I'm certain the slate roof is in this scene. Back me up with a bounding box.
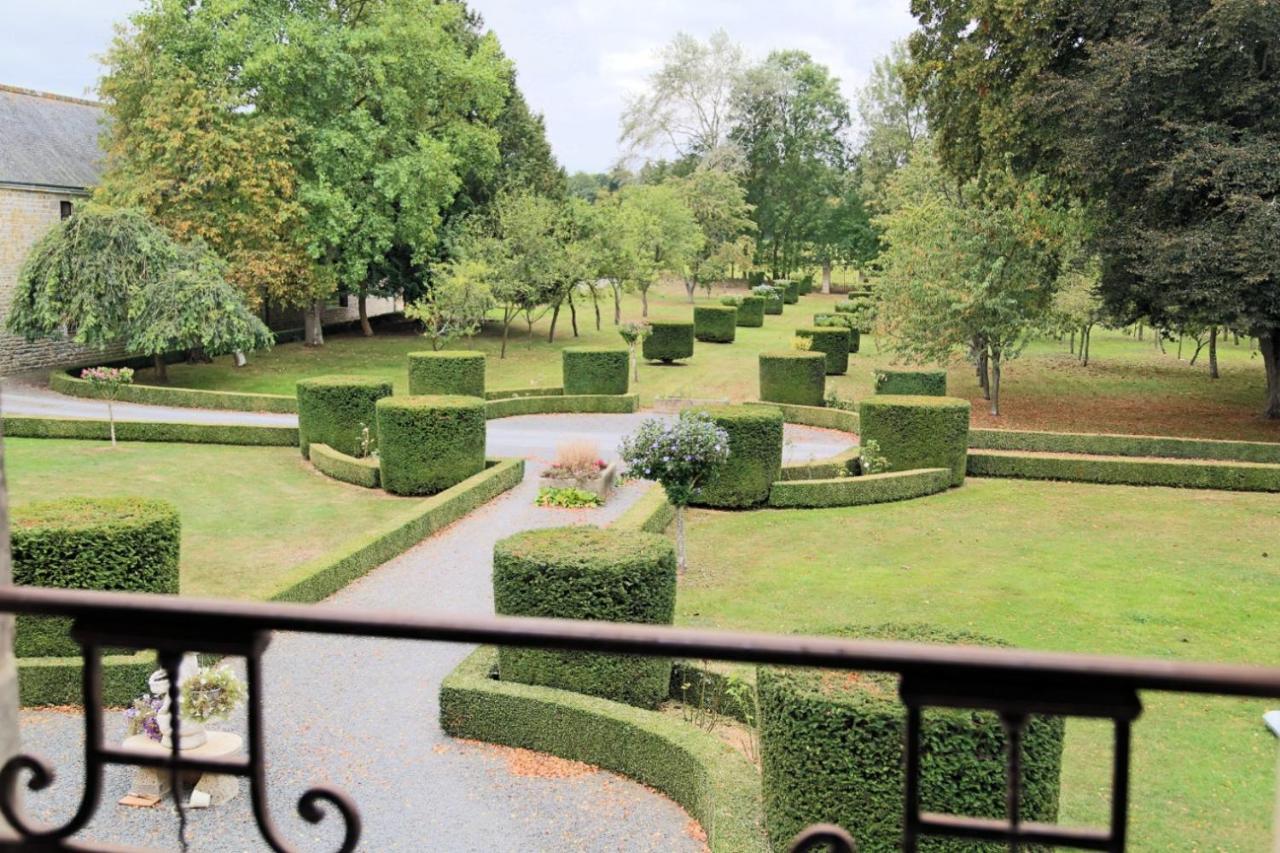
[0,84,103,191]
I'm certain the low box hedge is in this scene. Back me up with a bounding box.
[377,395,486,496]
[778,447,862,481]
[408,351,486,397]
[967,450,1280,492]
[768,468,952,508]
[485,386,564,400]
[484,393,639,419]
[759,351,826,407]
[20,649,157,706]
[969,428,1280,464]
[297,375,392,459]
[693,405,784,508]
[611,483,675,533]
[13,497,180,658]
[309,443,381,488]
[743,401,858,433]
[859,395,971,486]
[51,371,297,413]
[3,416,299,447]
[730,295,765,327]
[874,368,947,396]
[795,327,851,375]
[441,646,767,853]
[643,321,696,363]
[695,305,738,343]
[493,527,677,708]
[562,346,630,395]
[778,280,799,304]
[759,624,1064,852]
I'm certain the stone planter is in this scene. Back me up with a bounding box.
[538,462,618,500]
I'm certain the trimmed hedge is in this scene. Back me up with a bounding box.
[813,314,862,354]
[747,270,767,287]
[969,428,1280,464]
[759,351,826,407]
[310,443,380,488]
[693,405,784,508]
[874,368,947,396]
[967,450,1280,492]
[296,375,392,458]
[611,483,676,533]
[643,321,696,363]
[759,624,1064,852]
[486,386,564,400]
[377,395,486,496]
[743,401,858,433]
[562,346,630,395]
[493,527,677,708]
[768,468,952,508]
[51,371,297,413]
[270,458,523,603]
[408,351,486,397]
[441,646,768,853]
[484,393,639,419]
[795,327,851,375]
[20,650,157,707]
[3,416,298,447]
[778,280,799,304]
[859,395,970,486]
[13,498,180,658]
[731,295,765,327]
[779,447,861,481]
[796,275,814,295]
[763,291,784,315]
[694,306,738,343]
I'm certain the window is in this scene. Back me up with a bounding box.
[59,201,73,219]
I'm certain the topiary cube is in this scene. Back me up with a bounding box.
[493,526,677,708]
[694,305,737,343]
[296,376,392,459]
[763,291,784,315]
[796,274,814,295]
[858,395,970,485]
[778,279,799,304]
[692,405,784,508]
[759,351,826,407]
[408,351,485,397]
[759,624,1064,852]
[376,395,486,495]
[813,314,862,354]
[747,270,767,287]
[875,368,948,396]
[732,295,765,327]
[642,320,695,363]
[562,346,630,395]
[794,326,851,375]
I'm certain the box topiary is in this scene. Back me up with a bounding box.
[731,295,765,327]
[12,497,180,657]
[763,291,784,315]
[758,624,1064,852]
[875,368,947,396]
[562,346,630,395]
[796,274,814,295]
[694,305,738,343]
[813,314,862,355]
[408,351,485,397]
[692,405,784,508]
[747,270,767,287]
[492,526,677,708]
[794,327,851,375]
[297,375,392,459]
[778,280,799,304]
[759,351,826,407]
[859,395,970,486]
[643,320,696,363]
[376,395,486,495]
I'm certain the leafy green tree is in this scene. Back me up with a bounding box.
[857,41,927,212]
[809,173,878,294]
[614,184,703,317]
[404,258,494,351]
[674,169,756,300]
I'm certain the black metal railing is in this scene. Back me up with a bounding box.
[1,585,1278,852]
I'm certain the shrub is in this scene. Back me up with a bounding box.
[747,270,767,287]
[759,351,826,407]
[611,483,676,533]
[731,295,765,327]
[692,405,784,508]
[768,468,952,508]
[296,375,392,458]
[742,401,857,433]
[794,327,851,375]
[813,314,862,354]
[12,497,180,657]
[777,279,799,304]
[485,386,564,400]
[874,368,947,396]
[492,527,677,708]
[484,394,639,419]
[966,450,1280,492]
[407,351,485,397]
[3,416,298,447]
[779,447,862,481]
[859,395,971,486]
[968,428,1280,463]
[310,443,381,488]
[562,346,630,395]
[642,321,696,362]
[759,624,1064,852]
[754,285,784,315]
[51,370,297,413]
[695,305,738,343]
[376,395,486,495]
[796,274,814,295]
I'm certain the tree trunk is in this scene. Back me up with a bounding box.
[1209,326,1219,379]
[641,286,649,318]
[821,259,832,295]
[358,293,372,337]
[590,288,602,331]
[1136,321,1144,341]
[1069,329,1075,355]
[305,301,325,347]
[684,278,696,303]
[548,301,561,343]
[1081,325,1093,367]
[1260,329,1280,418]
[500,314,511,359]
[977,349,990,400]
[107,400,117,448]
[153,353,168,384]
[631,344,641,384]
[674,504,686,572]
[989,347,1002,416]
[569,296,579,337]
[1177,331,1184,360]
[612,283,622,324]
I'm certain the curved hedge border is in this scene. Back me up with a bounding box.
[743,401,857,433]
[485,386,564,400]
[20,649,157,706]
[693,405,784,508]
[310,443,380,488]
[408,351,486,397]
[3,416,298,447]
[779,447,862,481]
[441,646,768,853]
[768,468,951,508]
[562,347,630,395]
[612,483,675,533]
[51,371,297,414]
[297,375,392,459]
[484,393,639,420]
[860,395,970,486]
[967,450,1280,492]
[970,428,1280,464]
[874,368,947,396]
[377,395,487,496]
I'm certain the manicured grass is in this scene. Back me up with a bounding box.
[3,438,416,600]
[145,281,1280,442]
[678,479,1280,850]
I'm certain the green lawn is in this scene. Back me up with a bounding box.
[678,479,1280,850]
[144,280,1280,443]
[3,439,416,600]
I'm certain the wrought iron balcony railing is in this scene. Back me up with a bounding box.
[0,585,1278,852]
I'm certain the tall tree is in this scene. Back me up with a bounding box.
[613,184,703,317]
[673,169,755,300]
[857,41,928,211]
[809,173,878,293]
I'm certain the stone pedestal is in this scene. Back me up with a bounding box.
[122,731,242,808]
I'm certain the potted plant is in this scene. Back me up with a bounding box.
[538,440,618,500]
[130,662,247,750]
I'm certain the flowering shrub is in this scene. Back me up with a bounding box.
[81,366,134,447]
[123,694,164,741]
[618,321,653,383]
[860,438,892,475]
[180,665,247,724]
[544,440,607,480]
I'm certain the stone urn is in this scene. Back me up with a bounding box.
[538,461,619,501]
[148,654,207,750]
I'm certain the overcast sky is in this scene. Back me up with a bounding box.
[0,0,917,173]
